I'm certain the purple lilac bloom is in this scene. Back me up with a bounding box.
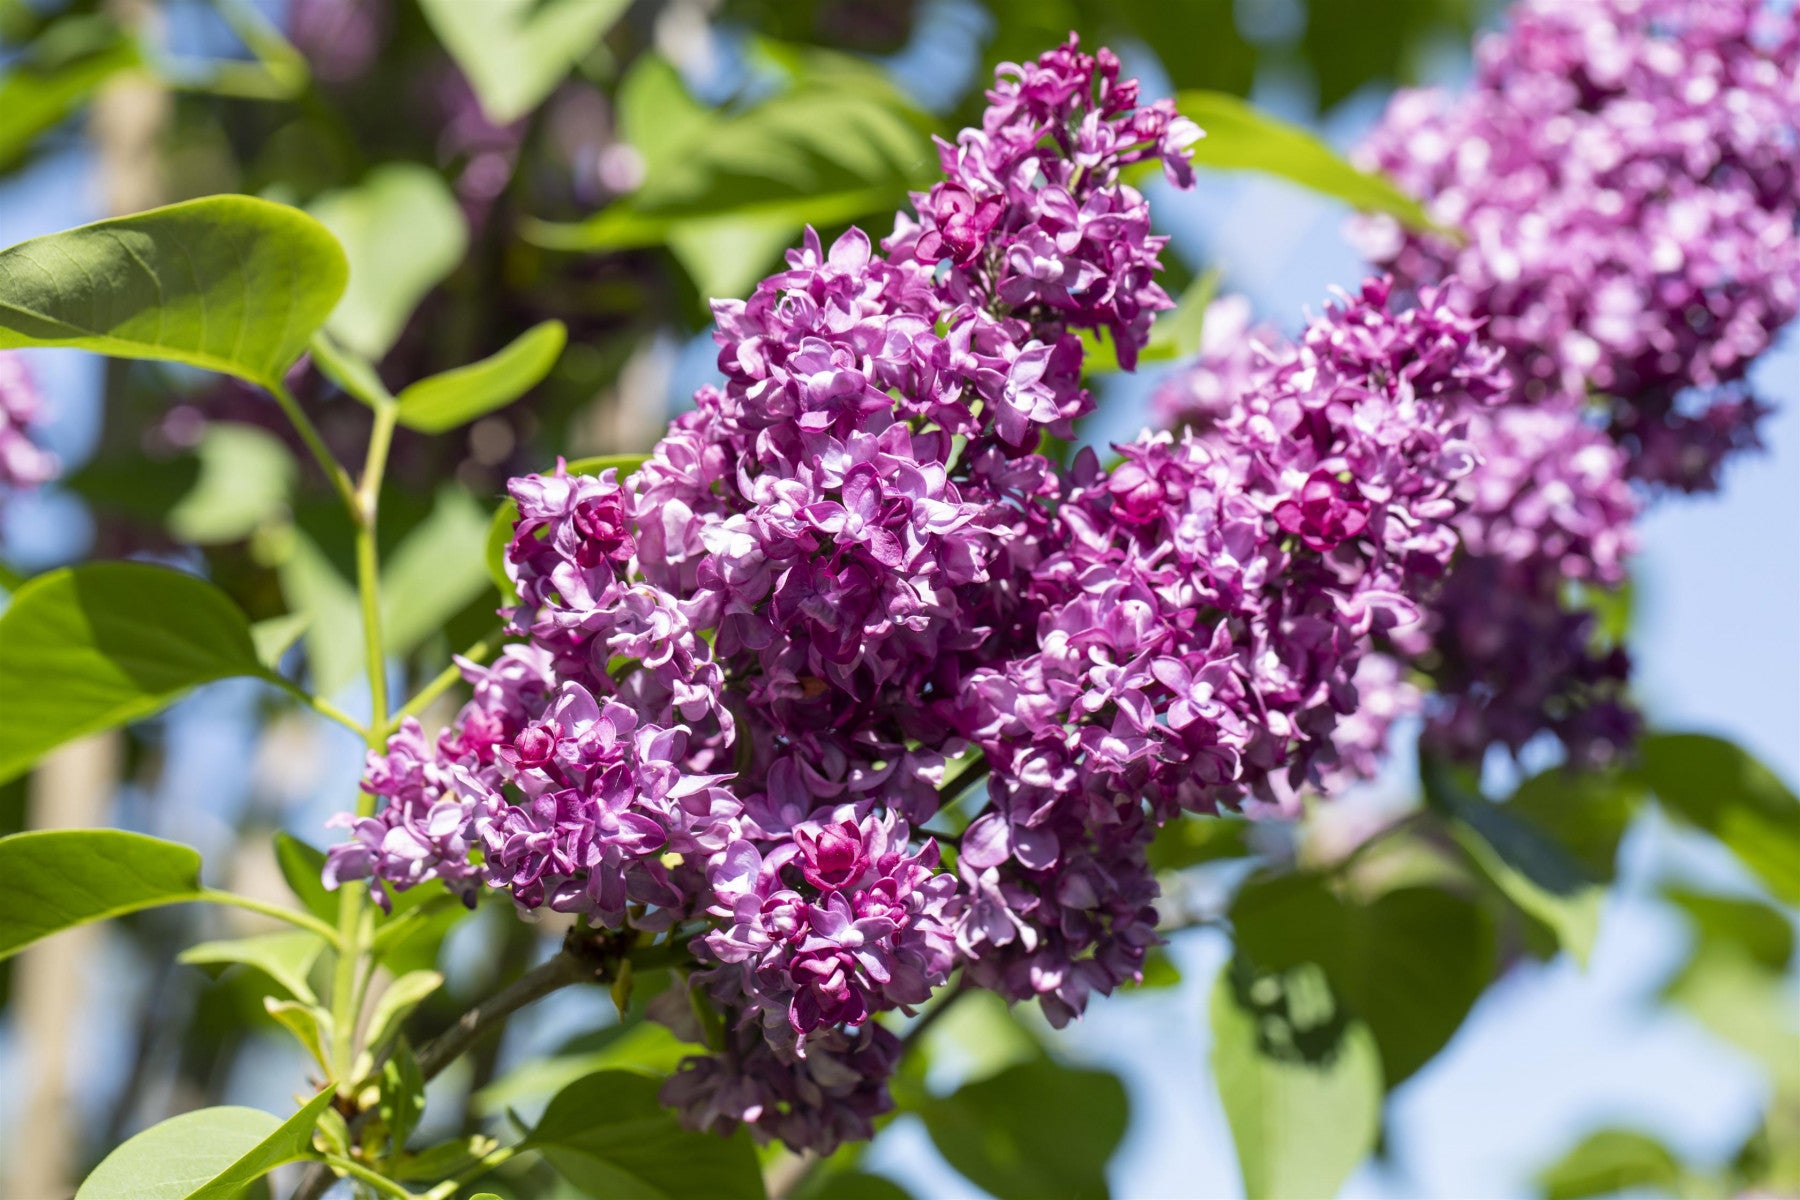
[1353,0,1800,490]
[330,37,1508,1153]
[951,280,1505,1016]
[0,351,57,505]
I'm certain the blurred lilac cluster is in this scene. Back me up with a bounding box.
[1354,0,1799,490]
[0,351,56,512]
[329,39,1503,1153]
[1161,0,1798,768]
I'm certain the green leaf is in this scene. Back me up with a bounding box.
[0,562,275,781]
[1172,91,1442,233]
[75,1090,334,1200]
[1231,875,1494,1088]
[526,51,933,296]
[309,164,468,360]
[921,1059,1128,1200]
[0,18,142,172]
[265,998,332,1070]
[419,0,629,125]
[0,829,202,960]
[1634,733,1800,905]
[486,453,651,601]
[395,320,566,434]
[364,969,444,1054]
[1664,942,1800,1093]
[1148,812,1255,873]
[380,485,493,657]
[1665,888,1794,972]
[0,195,348,389]
[1210,961,1382,1200]
[167,423,297,544]
[1535,1129,1685,1200]
[274,832,337,923]
[180,929,327,1003]
[251,612,311,672]
[912,988,1042,1090]
[308,329,393,409]
[801,1172,915,1200]
[1506,766,1645,883]
[528,1069,766,1199]
[278,529,363,696]
[378,1039,425,1155]
[1427,760,1605,964]
[475,1022,700,1115]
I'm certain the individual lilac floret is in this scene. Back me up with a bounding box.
[1353,0,1800,490]
[697,810,960,1043]
[0,351,57,503]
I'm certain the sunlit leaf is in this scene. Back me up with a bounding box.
[0,563,274,781]
[310,163,468,360]
[251,612,311,672]
[1172,90,1442,233]
[528,1069,765,1199]
[380,485,493,657]
[526,51,933,297]
[395,320,566,434]
[0,195,347,389]
[75,1091,334,1200]
[419,0,630,125]
[476,1022,700,1115]
[180,930,326,1004]
[0,829,202,960]
[167,423,297,544]
[921,1058,1128,1199]
[1232,874,1494,1086]
[364,969,443,1053]
[1665,888,1794,972]
[1634,733,1800,905]
[1427,759,1604,964]
[1535,1129,1685,1200]
[1210,961,1382,1200]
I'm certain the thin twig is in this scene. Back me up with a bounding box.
[414,950,590,1082]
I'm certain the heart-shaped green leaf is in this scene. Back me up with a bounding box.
[921,1057,1129,1200]
[396,320,566,434]
[0,562,275,781]
[0,829,203,960]
[0,195,347,389]
[75,1090,335,1200]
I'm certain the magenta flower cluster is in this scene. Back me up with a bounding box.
[328,38,1503,1153]
[1157,0,1797,770]
[0,351,56,507]
[1354,0,1799,492]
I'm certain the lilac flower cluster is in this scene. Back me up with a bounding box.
[1159,302,1641,765]
[329,38,1504,1153]
[953,280,1503,1019]
[1353,0,1800,491]
[0,351,56,508]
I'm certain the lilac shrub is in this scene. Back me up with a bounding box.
[328,39,1505,1152]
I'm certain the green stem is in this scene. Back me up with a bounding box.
[193,890,343,946]
[270,676,366,737]
[421,1143,521,1200]
[269,380,358,515]
[391,630,501,732]
[319,1154,418,1200]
